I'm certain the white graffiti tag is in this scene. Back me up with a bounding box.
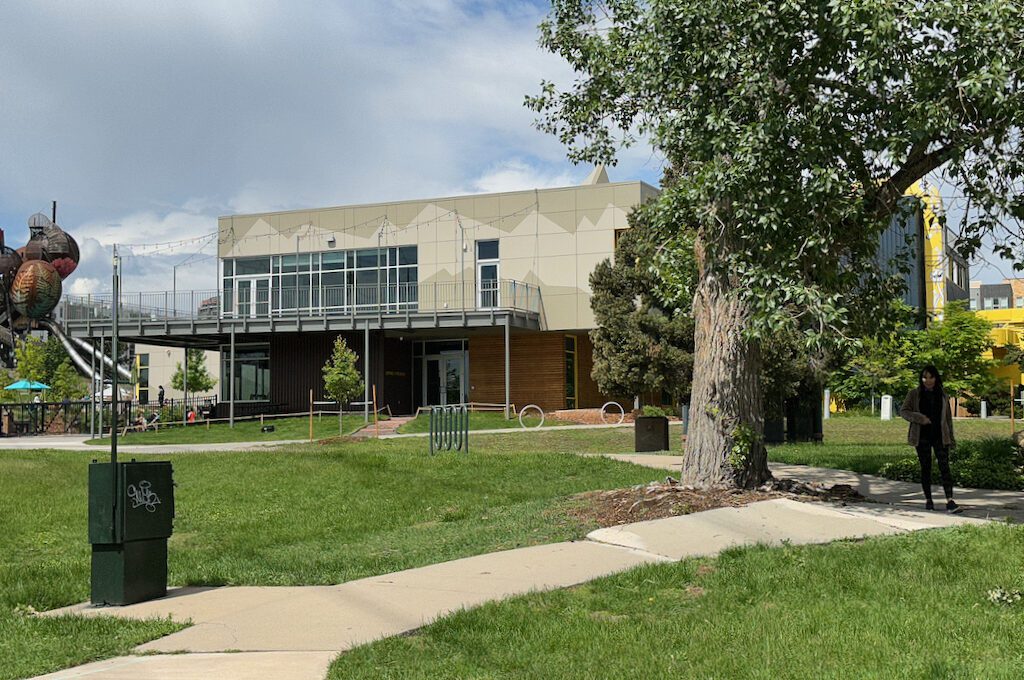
[127,480,162,513]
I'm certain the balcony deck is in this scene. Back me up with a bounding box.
[61,280,543,346]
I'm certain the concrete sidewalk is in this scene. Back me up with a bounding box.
[604,454,1024,523]
[0,434,307,454]
[35,470,992,680]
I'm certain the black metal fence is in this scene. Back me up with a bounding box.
[0,394,219,436]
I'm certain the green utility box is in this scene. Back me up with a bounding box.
[89,460,175,605]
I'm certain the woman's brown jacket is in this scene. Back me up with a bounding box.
[899,387,956,447]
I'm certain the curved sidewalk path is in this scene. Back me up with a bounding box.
[33,457,1006,680]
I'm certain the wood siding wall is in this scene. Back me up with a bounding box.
[468,332,565,412]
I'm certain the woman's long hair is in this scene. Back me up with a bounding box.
[919,365,944,394]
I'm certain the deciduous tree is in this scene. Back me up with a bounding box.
[172,348,217,401]
[323,337,364,434]
[529,0,1024,487]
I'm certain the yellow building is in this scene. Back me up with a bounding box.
[974,289,1024,391]
[878,181,969,325]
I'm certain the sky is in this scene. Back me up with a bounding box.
[0,0,664,295]
[0,0,1009,298]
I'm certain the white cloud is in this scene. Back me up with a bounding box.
[468,159,582,194]
[67,277,102,296]
[0,1,661,293]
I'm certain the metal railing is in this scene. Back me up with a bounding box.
[61,279,541,322]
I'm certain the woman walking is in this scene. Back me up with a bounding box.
[899,366,962,513]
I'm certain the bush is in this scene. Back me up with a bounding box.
[878,437,1024,490]
[878,457,921,483]
[952,437,1024,490]
[640,405,669,418]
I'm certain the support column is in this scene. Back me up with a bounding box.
[504,317,510,420]
[364,321,370,423]
[89,339,96,439]
[182,348,189,426]
[229,327,235,428]
[98,336,104,437]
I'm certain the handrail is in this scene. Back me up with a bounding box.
[61,279,541,322]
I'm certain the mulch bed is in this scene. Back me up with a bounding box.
[564,476,868,529]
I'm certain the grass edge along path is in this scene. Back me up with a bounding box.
[329,523,1024,679]
[83,414,365,446]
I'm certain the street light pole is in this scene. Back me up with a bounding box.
[111,245,121,465]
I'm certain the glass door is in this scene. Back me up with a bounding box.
[477,263,499,309]
[423,352,466,405]
[444,355,464,405]
[235,277,271,318]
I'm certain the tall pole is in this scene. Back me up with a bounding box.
[182,348,189,426]
[229,326,235,428]
[364,321,370,423]
[458,214,465,311]
[98,336,104,438]
[89,340,95,438]
[111,246,120,465]
[504,317,510,420]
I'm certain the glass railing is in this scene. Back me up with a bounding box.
[61,280,541,322]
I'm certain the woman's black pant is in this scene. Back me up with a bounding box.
[915,440,954,502]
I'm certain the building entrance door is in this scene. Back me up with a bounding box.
[423,352,466,405]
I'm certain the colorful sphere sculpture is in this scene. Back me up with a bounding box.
[18,239,49,262]
[42,225,80,278]
[10,259,63,319]
[0,247,22,291]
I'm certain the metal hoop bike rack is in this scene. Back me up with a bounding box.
[518,404,545,429]
[600,401,625,425]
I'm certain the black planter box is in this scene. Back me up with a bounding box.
[635,416,670,452]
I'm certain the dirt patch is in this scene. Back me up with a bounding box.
[564,477,868,528]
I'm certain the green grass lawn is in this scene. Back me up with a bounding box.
[0,434,660,679]
[396,410,569,433]
[767,416,1017,476]
[83,414,365,446]
[329,524,1024,679]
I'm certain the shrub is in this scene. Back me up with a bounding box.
[951,438,1024,490]
[640,405,669,418]
[878,458,921,483]
[878,437,1024,491]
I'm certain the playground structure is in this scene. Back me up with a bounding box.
[0,209,130,384]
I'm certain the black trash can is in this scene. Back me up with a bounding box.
[89,460,175,605]
[635,416,670,452]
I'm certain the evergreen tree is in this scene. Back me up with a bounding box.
[589,205,695,406]
[323,337,364,434]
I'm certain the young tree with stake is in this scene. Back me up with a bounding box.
[323,337,364,435]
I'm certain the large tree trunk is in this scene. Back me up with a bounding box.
[683,254,771,489]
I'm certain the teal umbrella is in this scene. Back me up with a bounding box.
[4,380,50,391]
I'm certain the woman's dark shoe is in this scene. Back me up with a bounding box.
[946,500,963,514]
[925,500,935,511]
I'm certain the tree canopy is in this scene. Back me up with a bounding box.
[171,348,217,396]
[529,0,1024,487]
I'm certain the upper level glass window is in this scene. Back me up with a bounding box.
[235,257,271,276]
[476,240,499,261]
